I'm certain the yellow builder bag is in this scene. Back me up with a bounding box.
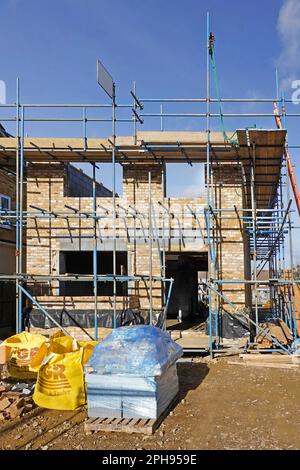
[49,334,98,364]
[50,331,99,363]
[78,340,99,364]
[33,336,97,410]
[3,332,47,379]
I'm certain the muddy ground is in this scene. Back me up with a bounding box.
[0,359,299,451]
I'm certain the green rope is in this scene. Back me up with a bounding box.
[210,48,239,146]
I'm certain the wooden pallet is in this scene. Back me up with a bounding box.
[84,397,178,435]
[85,416,155,435]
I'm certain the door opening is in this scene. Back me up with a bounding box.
[165,252,208,331]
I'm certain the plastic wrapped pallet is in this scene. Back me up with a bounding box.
[86,325,182,419]
[86,363,179,419]
[87,325,182,377]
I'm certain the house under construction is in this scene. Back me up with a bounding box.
[0,25,299,356]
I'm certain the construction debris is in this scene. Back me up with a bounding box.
[0,376,36,422]
[239,353,299,364]
[226,352,300,369]
[255,319,294,349]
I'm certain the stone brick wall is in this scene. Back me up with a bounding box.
[213,164,251,312]
[124,164,163,310]
[0,169,16,274]
[26,160,250,318]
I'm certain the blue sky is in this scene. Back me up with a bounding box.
[1,0,300,261]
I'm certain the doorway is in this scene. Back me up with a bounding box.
[165,252,208,330]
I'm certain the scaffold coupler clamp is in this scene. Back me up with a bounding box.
[209,32,214,57]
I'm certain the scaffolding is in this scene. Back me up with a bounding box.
[0,13,299,355]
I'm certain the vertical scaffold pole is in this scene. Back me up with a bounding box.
[133,81,137,144]
[149,171,153,325]
[18,105,24,332]
[15,78,20,333]
[206,12,213,358]
[83,107,87,151]
[276,68,283,313]
[112,83,117,328]
[251,142,258,335]
[92,163,98,340]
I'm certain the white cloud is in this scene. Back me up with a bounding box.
[182,165,205,198]
[277,0,300,90]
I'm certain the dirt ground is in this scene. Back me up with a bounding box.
[0,358,299,451]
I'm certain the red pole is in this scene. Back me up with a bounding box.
[273,102,300,217]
